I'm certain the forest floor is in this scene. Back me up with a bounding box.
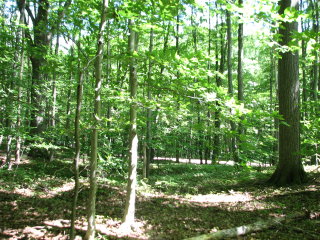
[0,153,319,240]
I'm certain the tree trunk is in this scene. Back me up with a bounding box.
[48,27,60,161]
[269,0,306,185]
[65,46,74,146]
[15,0,26,165]
[85,0,108,239]
[28,0,50,137]
[213,11,226,163]
[145,28,154,178]
[122,18,139,227]
[237,0,244,162]
[175,13,180,164]
[70,54,84,240]
[310,0,319,102]
[21,0,71,150]
[270,45,278,165]
[226,9,238,162]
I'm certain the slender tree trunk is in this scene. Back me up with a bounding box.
[7,7,22,169]
[122,18,139,227]
[310,0,319,102]
[226,9,238,162]
[301,39,307,119]
[311,0,319,165]
[85,0,108,239]
[70,47,84,239]
[6,134,13,169]
[15,0,26,165]
[145,28,154,178]
[226,11,233,95]
[205,1,213,164]
[175,14,180,164]
[213,11,226,163]
[65,46,74,145]
[269,0,306,185]
[237,0,244,163]
[48,27,60,161]
[270,47,277,165]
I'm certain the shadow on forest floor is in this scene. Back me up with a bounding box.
[0,155,319,239]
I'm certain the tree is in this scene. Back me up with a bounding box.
[226,7,238,162]
[269,0,306,185]
[70,44,84,240]
[14,0,26,166]
[22,0,71,141]
[237,0,244,161]
[85,0,109,239]
[122,18,139,228]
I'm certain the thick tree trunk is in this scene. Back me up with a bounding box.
[269,0,306,185]
[28,0,50,137]
[85,1,108,239]
[21,0,71,152]
[122,18,139,228]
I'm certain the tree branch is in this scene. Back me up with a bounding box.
[184,212,308,240]
[25,3,35,24]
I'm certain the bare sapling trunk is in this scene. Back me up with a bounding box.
[145,27,153,178]
[70,45,84,239]
[85,0,108,239]
[15,0,25,165]
[122,18,139,228]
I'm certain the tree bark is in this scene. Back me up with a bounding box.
[213,11,226,162]
[14,0,26,166]
[269,0,306,185]
[226,9,238,162]
[122,18,139,227]
[70,49,84,240]
[237,0,244,163]
[85,0,108,239]
[310,0,319,102]
[145,27,154,178]
[21,0,71,141]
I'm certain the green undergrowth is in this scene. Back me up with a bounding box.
[140,162,274,195]
[1,155,319,240]
[0,157,81,193]
[0,157,276,195]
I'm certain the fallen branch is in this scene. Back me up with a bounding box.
[185,212,308,240]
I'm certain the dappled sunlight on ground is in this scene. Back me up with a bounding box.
[38,181,75,199]
[0,180,75,198]
[187,191,253,203]
[42,217,150,240]
[1,155,319,239]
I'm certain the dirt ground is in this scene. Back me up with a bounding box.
[0,155,319,239]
